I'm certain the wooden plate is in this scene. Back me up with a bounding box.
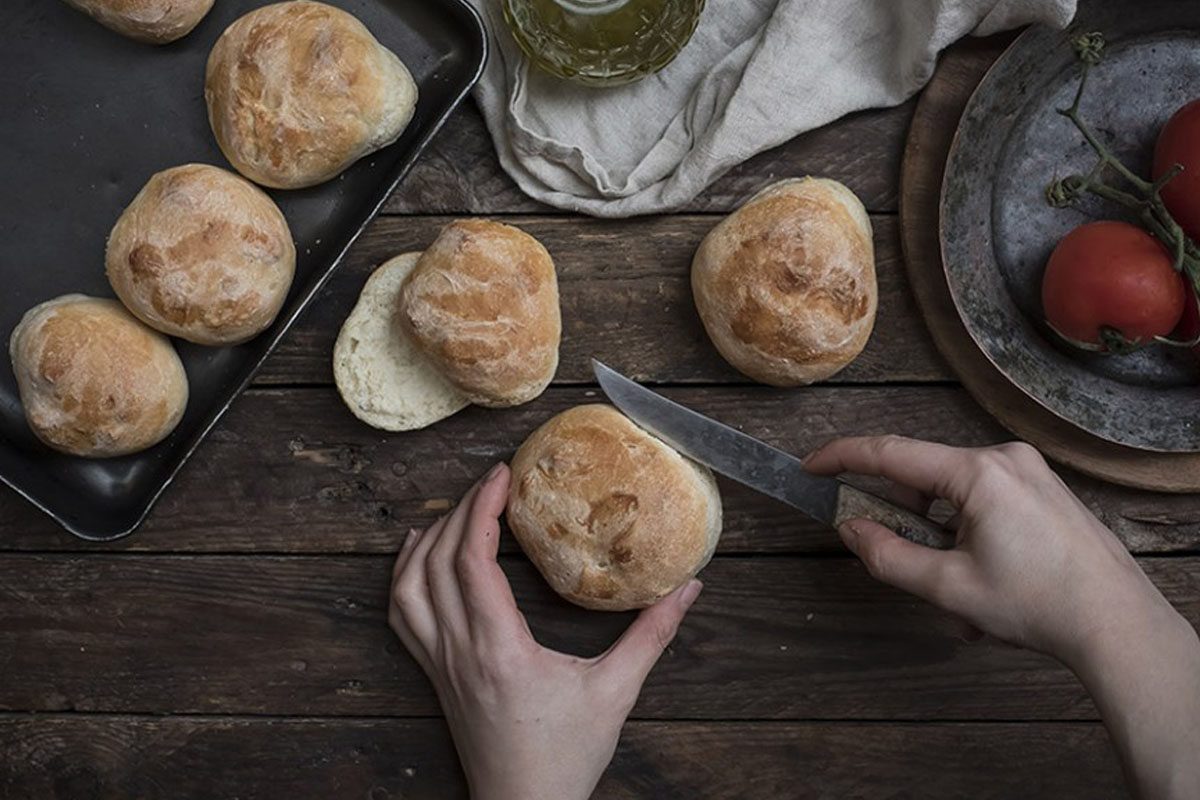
[939,6,1200,452]
[901,36,1200,492]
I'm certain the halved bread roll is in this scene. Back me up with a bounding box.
[333,254,469,432]
[399,220,561,408]
[334,221,561,431]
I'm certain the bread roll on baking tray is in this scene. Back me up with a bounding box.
[692,177,877,386]
[333,253,469,432]
[400,220,561,408]
[106,164,296,346]
[507,405,722,611]
[61,0,215,44]
[205,1,419,189]
[9,295,188,458]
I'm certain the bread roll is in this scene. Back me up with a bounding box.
[61,0,215,44]
[205,1,419,189]
[691,177,877,386]
[333,253,469,431]
[507,405,722,611]
[9,295,188,457]
[106,164,296,346]
[399,220,561,408]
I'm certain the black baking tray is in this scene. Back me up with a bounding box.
[0,0,487,540]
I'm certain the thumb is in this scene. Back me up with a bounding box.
[597,579,702,689]
[839,519,964,610]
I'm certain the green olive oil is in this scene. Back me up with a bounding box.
[501,0,705,86]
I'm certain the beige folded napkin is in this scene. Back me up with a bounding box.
[468,0,1076,217]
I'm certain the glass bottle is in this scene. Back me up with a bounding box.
[500,0,706,87]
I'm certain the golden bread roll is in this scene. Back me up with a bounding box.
[205,1,419,189]
[106,164,296,346]
[9,295,188,457]
[507,405,722,611]
[333,253,469,432]
[399,220,561,408]
[691,177,877,386]
[61,0,215,44]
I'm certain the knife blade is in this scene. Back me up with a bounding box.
[592,360,955,550]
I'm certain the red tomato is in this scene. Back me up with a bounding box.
[1042,221,1186,347]
[1175,282,1200,357]
[1154,99,1200,244]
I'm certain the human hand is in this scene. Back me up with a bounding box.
[803,436,1181,666]
[805,436,1200,799]
[388,462,703,800]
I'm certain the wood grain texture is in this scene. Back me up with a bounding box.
[0,716,1125,800]
[257,214,951,386]
[0,554,1195,719]
[384,99,913,216]
[2,387,1198,553]
[901,35,1200,491]
[1,35,1192,800]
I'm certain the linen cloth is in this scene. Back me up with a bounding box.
[468,0,1077,217]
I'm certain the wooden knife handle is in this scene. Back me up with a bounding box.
[834,483,957,551]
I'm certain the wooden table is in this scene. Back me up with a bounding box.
[2,37,1198,799]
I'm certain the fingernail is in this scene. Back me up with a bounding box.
[801,451,815,466]
[484,462,505,482]
[403,528,420,547]
[679,579,703,608]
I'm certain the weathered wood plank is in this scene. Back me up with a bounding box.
[0,554,1195,719]
[384,99,912,216]
[256,214,952,386]
[1,386,1197,553]
[0,716,1124,800]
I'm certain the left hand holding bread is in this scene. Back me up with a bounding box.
[388,463,702,800]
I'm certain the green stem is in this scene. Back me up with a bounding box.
[1057,102,1152,193]
[1060,177,1199,272]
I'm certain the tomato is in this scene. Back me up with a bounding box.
[1174,282,1200,357]
[1041,221,1186,348]
[1154,99,1200,244]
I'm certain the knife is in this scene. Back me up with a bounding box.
[592,360,956,551]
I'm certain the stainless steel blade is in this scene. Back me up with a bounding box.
[592,360,840,525]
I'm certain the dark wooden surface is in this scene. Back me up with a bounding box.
[2,35,1196,800]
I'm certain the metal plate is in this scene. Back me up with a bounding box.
[941,1,1200,452]
[0,0,486,539]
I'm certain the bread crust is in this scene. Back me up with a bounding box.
[205,1,418,189]
[106,164,296,346]
[61,0,215,44]
[691,177,877,386]
[399,220,561,408]
[9,295,188,457]
[507,405,722,611]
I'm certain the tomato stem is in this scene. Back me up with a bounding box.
[1048,322,1200,357]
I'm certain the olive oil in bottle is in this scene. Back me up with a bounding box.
[500,0,705,86]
